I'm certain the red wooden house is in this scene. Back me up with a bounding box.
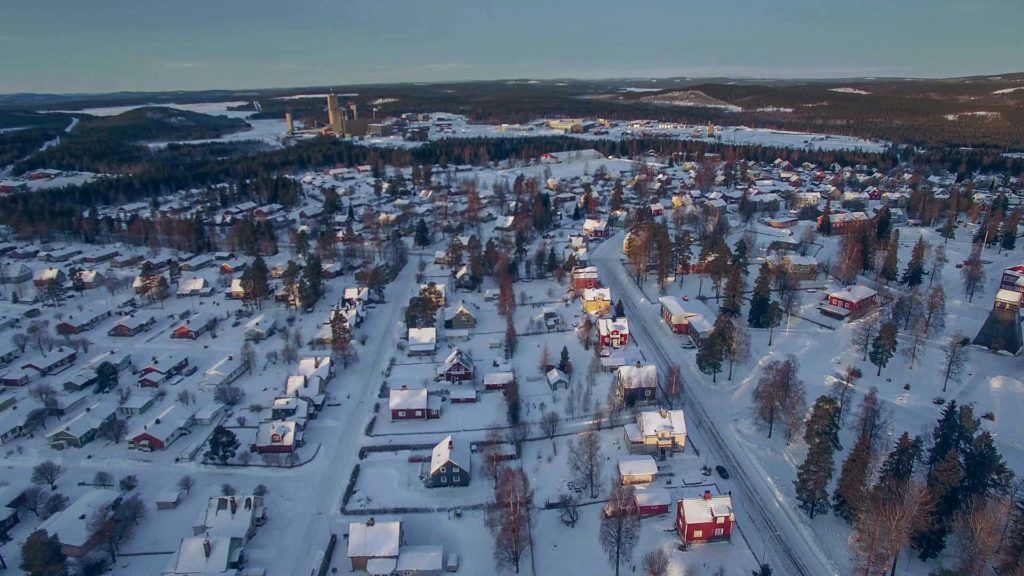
[571,267,600,291]
[389,387,441,421]
[677,491,735,545]
[634,487,671,517]
[170,314,214,340]
[598,317,629,348]
[820,285,878,321]
[439,348,474,383]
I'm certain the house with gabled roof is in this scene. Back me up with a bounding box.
[427,435,470,487]
[438,348,474,383]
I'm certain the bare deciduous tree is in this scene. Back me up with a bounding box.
[853,313,882,362]
[751,356,806,440]
[177,475,195,494]
[540,410,560,454]
[664,364,683,401]
[600,483,640,576]
[851,480,933,576]
[642,548,670,576]
[941,332,971,392]
[569,430,603,498]
[487,467,533,574]
[950,496,1012,576]
[31,460,63,488]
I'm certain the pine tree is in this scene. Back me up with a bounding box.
[833,430,874,522]
[901,235,926,287]
[875,207,892,242]
[1001,208,1021,251]
[879,229,900,283]
[614,300,625,318]
[869,321,898,376]
[20,530,66,576]
[414,218,431,246]
[205,426,240,465]
[748,262,773,328]
[720,266,745,317]
[732,237,750,271]
[913,449,964,559]
[804,395,842,452]
[558,346,571,373]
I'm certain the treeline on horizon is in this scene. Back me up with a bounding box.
[1,130,1022,240]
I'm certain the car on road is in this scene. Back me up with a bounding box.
[680,336,697,349]
[715,465,730,479]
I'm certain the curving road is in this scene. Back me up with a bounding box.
[591,232,838,576]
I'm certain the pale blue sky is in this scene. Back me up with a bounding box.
[1,0,1022,93]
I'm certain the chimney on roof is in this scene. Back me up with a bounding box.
[659,407,668,418]
[448,439,453,450]
[229,496,237,515]
[401,384,408,391]
[203,537,212,558]
[367,517,375,527]
[635,360,641,368]
[703,490,713,501]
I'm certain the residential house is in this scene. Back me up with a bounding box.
[38,490,121,557]
[782,255,818,281]
[427,435,471,488]
[616,362,659,406]
[137,353,189,387]
[438,348,474,383]
[407,327,437,357]
[45,400,118,449]
[33,267,66,288]
[254,420,302,454]
[200,355,249,390]
[164,535,246,576]
[583,218,608,238]
[177,277,213,297]
[180,254,214,271]
[22,346,77,376]
[634,486,672,517]
[243,314,277,341]
[108,315,155,337]
[171,314,215,340]
[0,263,31,284]
[820,285,878,321]
[546,368,569,390]
[271,396,311,426]
[389,387,440,421]
[443,303,476,330]
[625,408,688,455]
[348,518,403,573]
[194,403,227,426]
[582,287,612,315]
[395,545,445,576]
[130,404,194,451]
[194,495,266,540]
[677,490,735,545]
[118,394,156,418]
[571,266,600,291]
[598,317,629,348]
[55,307,112,335]
[483,372,514,391]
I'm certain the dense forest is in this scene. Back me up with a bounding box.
[0,111,75,167]
[11,107,250,174]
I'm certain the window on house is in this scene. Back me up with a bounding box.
[415,410,422,416]
[441,476,447,483]
[454,475,460,483]
[439,466,446,473]
[693,530,703,538]
[716,516,724,524]
[714,528,724,536]
[398,410,406,417]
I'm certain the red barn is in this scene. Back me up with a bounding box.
[677,491,735,545]
[439,348,474,383]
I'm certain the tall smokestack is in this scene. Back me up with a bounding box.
[285,111,294,135]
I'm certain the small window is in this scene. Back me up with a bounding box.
[440,466,446,473]
[693,530,703,538]
[454,475,460,483]
[415,410,422,417]
[441,476,447,483]
[714,528,724,536]
[716,516,725,524]
[398,410,406,417]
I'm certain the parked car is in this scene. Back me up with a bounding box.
[715,465,730,479]
[681,336,697,349]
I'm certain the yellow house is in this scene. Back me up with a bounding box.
[582,287,612,315]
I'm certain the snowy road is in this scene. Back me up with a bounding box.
[591,232,839,576]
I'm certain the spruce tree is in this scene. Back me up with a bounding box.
[877,432,923,487]
[901,235,926,286]
[914,449,963,560]
[795,433,835,518]
[832,431,873,523]
[696,330,725,383]
[804,395,842,452]
[20,530,66,576]
[720,266,745,318]
[961,431,1012,500]
[748,262,773,328]
[819,198,832,235]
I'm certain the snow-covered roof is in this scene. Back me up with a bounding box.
[389,387,428,411]
[638,409,687,438]
[430,435,470,475]
[681,492,734,525]
[616,363,657,389]
[830,284,877,303]
[196,495,262,539]
[484,372,515,386]
[167,536,238,574]
[618,455,658,478]
[348,519,402,559]
[396,546,444,573]
[633,486,671,507]
[39,489,119,548]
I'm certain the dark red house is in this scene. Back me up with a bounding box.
[439,348,474,383]
[571,267,600,291]
[677,491,735,545]
[820,285,878,321]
